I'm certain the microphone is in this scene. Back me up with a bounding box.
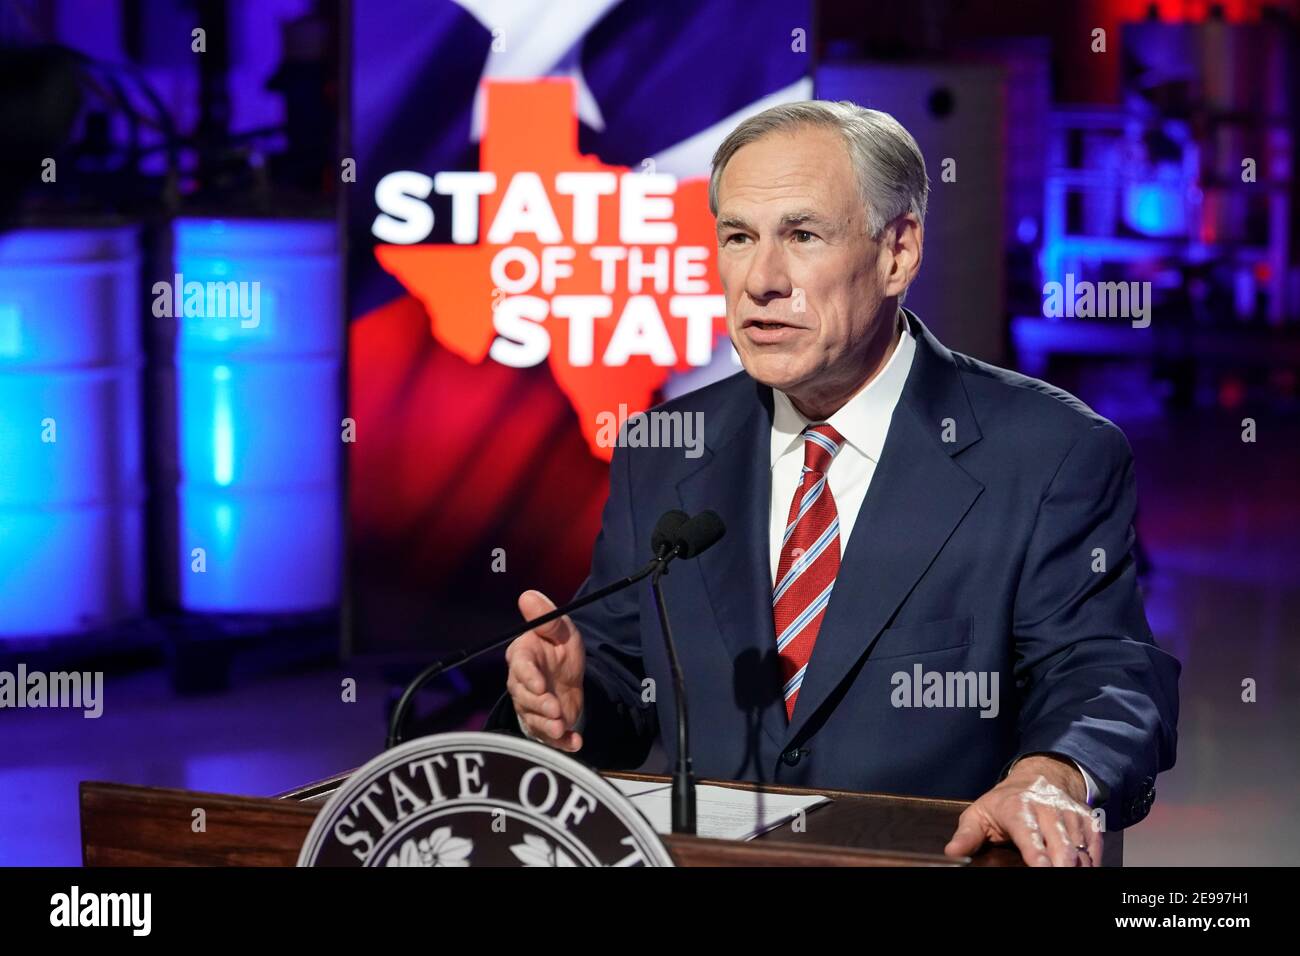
[651,509,690,559]
[650,509,726,834]
[385,510,703,750]
[670,510,725,559]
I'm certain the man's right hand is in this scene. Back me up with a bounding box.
[505,590,586,753]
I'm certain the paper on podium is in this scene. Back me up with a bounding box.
[606,777,829,841]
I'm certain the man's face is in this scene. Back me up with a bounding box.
[714,126,899,409]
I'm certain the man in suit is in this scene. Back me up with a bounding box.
[486,100,1180,866]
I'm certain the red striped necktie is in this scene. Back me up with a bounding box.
[772,423,845,720]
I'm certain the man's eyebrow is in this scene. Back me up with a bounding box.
[779,211,830,228]
[715,216,751,233]
[715,211,831,233]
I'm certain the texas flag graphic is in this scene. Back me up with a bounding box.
[349,0,811,652]
[374,78,727,461]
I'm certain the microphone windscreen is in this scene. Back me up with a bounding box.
[651,510,690,556]
[674,510,726,558]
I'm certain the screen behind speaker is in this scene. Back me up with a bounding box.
[816,62,1006,364]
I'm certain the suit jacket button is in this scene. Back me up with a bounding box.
[782,748,802,767]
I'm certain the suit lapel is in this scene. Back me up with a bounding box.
[783,311,986,746]
[677,380,788,754]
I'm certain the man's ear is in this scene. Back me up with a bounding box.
[882,213,923,299]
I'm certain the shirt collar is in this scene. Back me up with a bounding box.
[770,312,917,467]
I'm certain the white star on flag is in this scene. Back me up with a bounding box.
[452,0,621,139]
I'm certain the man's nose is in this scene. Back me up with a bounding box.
[744,237,792,303]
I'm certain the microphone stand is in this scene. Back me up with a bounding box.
[387,511,709,839]
[651,556,696,835]
[385,556,661,750]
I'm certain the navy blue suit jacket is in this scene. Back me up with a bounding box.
[487,310,1180,830]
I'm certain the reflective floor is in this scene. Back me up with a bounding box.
[1112,412,1300,865]
[0,663,404,865]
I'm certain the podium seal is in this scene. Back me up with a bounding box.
[298,732,673,867]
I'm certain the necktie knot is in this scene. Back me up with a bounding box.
[801,423,844,476]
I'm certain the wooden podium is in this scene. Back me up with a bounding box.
[79,770,1123,867]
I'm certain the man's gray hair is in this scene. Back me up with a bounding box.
[708,100,930,239]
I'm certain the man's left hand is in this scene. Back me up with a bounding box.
[943,754,1103,866]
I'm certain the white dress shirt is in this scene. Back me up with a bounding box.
[768,314,916,584]
[523,311,1099,805]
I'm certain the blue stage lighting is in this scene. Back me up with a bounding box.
[169,219,342,612]
[0,227,145,636]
